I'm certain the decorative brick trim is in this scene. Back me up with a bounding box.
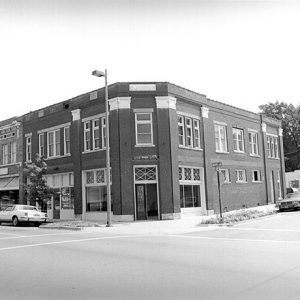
[261,122,267,133]
[155,96,177,110]
[201,106,209,119]
[71,109,81,121]
[109,97,131,111]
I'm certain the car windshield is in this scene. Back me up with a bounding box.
[17,206,38,211]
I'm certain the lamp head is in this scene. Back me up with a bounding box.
[92,70,105,77]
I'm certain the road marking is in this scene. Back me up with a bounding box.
[0,235,143,251]
[0,231,93,240]
[168,234,300,244]
[223,227,300,233]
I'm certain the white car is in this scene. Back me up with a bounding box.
[0,205,49,227]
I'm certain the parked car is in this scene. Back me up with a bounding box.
[0,205,49,227]
[277,192,300,212]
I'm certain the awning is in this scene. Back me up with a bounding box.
[0,177,19,191]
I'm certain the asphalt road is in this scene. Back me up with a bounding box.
[1,211,300,300]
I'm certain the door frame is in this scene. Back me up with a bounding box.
[133,165,160,221]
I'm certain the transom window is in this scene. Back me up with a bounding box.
[135,113,153,146]
[248,131,259,156]
[177,115,201,149]
[233,128,245,152]
[214,123,227,153]
[236,169,247,183]
[179,167,201,182]
[135,167,157,182]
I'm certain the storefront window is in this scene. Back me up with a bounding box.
[180,185,200,208]
[61,187,74,210]
[86,186,107,212]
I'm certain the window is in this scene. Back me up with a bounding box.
[267,135,279,158]
[135,113,153,146]
[101,117,106,149]
[92,120,100,150]
[177,115,201,149]
[214,124,227,152]
[39,133,45,157]
[249,131,259,156]
[64,127,70,155]
[252,170,261,182]
[220,169,230,183]
[10,142,16,163]
[2,144,8,165]
[233,128,244,152]
[47,129,60,158]
[236,169,247,183]
[84,121,91,151]
[185,118,193,147]
[179,166,202,208]
[178,116,185,146]
[26,136,32,162]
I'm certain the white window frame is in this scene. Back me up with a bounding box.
[2,144,8,165]
[47,129,60,158]
[64,126,71,155]
[178,116,185,146]
[135,112,153,146]
[10,142,17,163]
[25,136,32,162]
[220,169,230,183]
[252,170,262,182]
[214,123,228,153]
[39,133,45,157]
[236,169,247,183]
[84,121,91,152]
[248,131,259,156]
[185,117,193,148]
[267,135,279,158]
[233,128,245,153]
[101,117,106,149]
[92,119,100,150]
[193,119,201,149]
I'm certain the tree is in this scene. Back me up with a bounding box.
[23,154,53,212]
[259,101,300,171]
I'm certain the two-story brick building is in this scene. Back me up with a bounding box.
[21,82,285,221]
[0,117,23,209]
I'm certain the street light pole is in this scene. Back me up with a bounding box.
[92,69,111,227]
[212,162,223,222]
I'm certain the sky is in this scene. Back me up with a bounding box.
[1,0,300,120]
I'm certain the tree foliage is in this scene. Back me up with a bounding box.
[23,154,53,211]
[259,101,300,171]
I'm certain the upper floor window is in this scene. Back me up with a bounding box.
[220,169,230,183]
[47,129,60,158]
[101,117,106,149]
[249,131,259,156]
[84,121,91,151]
[214,123,227,153]
[267,135,279,158]
[2,144,8,165]
[26,136,32,162]
[92,120,100,150]
[64,127,70,155]
[233,128,244,152]
[252,170,262,182]
[39,133,45,157]
[10,142,16,163]
[135,113,153,146]
[177,115,201,149]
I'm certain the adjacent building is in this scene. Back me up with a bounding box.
[19,82,285,221]
[0,117,23,209]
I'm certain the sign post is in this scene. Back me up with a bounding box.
[212,162,223,222]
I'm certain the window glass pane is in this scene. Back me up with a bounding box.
[193,185,200,207]
[137,113,151,121]
[137,123,151,134]
[180,185,184,207]
[184,185,193,207]
[137,134,152,144]
[86,186,107,212]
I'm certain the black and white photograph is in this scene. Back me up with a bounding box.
[0,0,300,299]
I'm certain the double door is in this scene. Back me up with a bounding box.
[135,183,158,220]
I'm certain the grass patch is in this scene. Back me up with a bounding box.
[200,208,276,225]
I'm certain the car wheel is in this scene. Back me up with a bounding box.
[12,216,19,226]
[34,222,41,227]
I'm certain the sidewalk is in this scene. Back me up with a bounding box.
[41,204,277,235]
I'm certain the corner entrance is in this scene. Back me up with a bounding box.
[134,166,160,220]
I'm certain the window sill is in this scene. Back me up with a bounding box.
[252,181,263,183]
[45,154,71,161]
[135,144,155,148]
[82,149,107,154]
[236,181,247,184]
[233,150,245,154]
[267,157,280,160]
[215,151,229,154]
[250,154,260,158]
[179,146,203,151]
[0,162,21,167]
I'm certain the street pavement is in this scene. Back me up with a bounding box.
[0,210,300,300]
